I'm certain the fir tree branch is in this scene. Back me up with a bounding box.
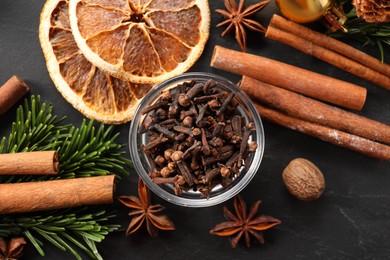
[0,95,132,183]
[0,209,119,259]
[0,95,132,259]
[331,2,390,62]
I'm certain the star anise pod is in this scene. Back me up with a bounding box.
[118,178,175,238]
[210,195,281,248]
[0,237,26,260]
[216,0,270,52]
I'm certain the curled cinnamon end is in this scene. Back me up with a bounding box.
[52,151,59,174]
[0,75,30,115]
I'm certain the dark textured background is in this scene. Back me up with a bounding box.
[1,1,390,259]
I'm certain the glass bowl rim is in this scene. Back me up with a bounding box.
[129,72,265,207]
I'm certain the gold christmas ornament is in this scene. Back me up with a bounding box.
[275,0,347,32]
[353,0,390,23]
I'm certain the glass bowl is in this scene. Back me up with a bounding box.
[129,72,265,207]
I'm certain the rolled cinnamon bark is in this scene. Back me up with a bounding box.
[268,14,390,78]
[265,25,390,90]
[0,75,30,115]
[210,45,366,110]
[0,151,59,175]
[240,76,390,145]
[255,103,390,160]
[0,175,115,214]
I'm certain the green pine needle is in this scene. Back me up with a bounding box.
[0,209,120,259]
[0,95,132,259]
[331,4,390,62]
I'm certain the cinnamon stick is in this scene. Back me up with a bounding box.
[0,75,30,115]
[210,45,366,110]
[240,76,390,145]
[268,14,390,78]
[0,151,59,175]
[0,175,115,214]
[255,103,390,160]
[265,22,390,90]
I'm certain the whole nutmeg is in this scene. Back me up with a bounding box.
[282,158,325,201]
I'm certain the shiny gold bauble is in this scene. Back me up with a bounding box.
[275,0,333,23]
[275,0,347,32]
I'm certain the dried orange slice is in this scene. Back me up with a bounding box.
[39,0,152,124]
[68,0,210,84]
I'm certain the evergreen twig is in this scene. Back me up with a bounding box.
[0,95,132,259]
[331,2,390,62]
[0,209,119,259]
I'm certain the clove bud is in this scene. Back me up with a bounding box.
[141,79,258,197]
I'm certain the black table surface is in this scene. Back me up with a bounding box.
[1,1,390,259]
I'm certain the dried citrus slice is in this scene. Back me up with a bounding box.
[68,0,210,84]
[39,0,152,124]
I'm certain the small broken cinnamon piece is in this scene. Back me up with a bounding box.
[0,75,30,115]
[0,151,59,175]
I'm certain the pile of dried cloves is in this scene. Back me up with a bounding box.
[141,79,258,197]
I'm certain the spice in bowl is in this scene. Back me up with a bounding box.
[142,79,258,197]
[129,73,264,207]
